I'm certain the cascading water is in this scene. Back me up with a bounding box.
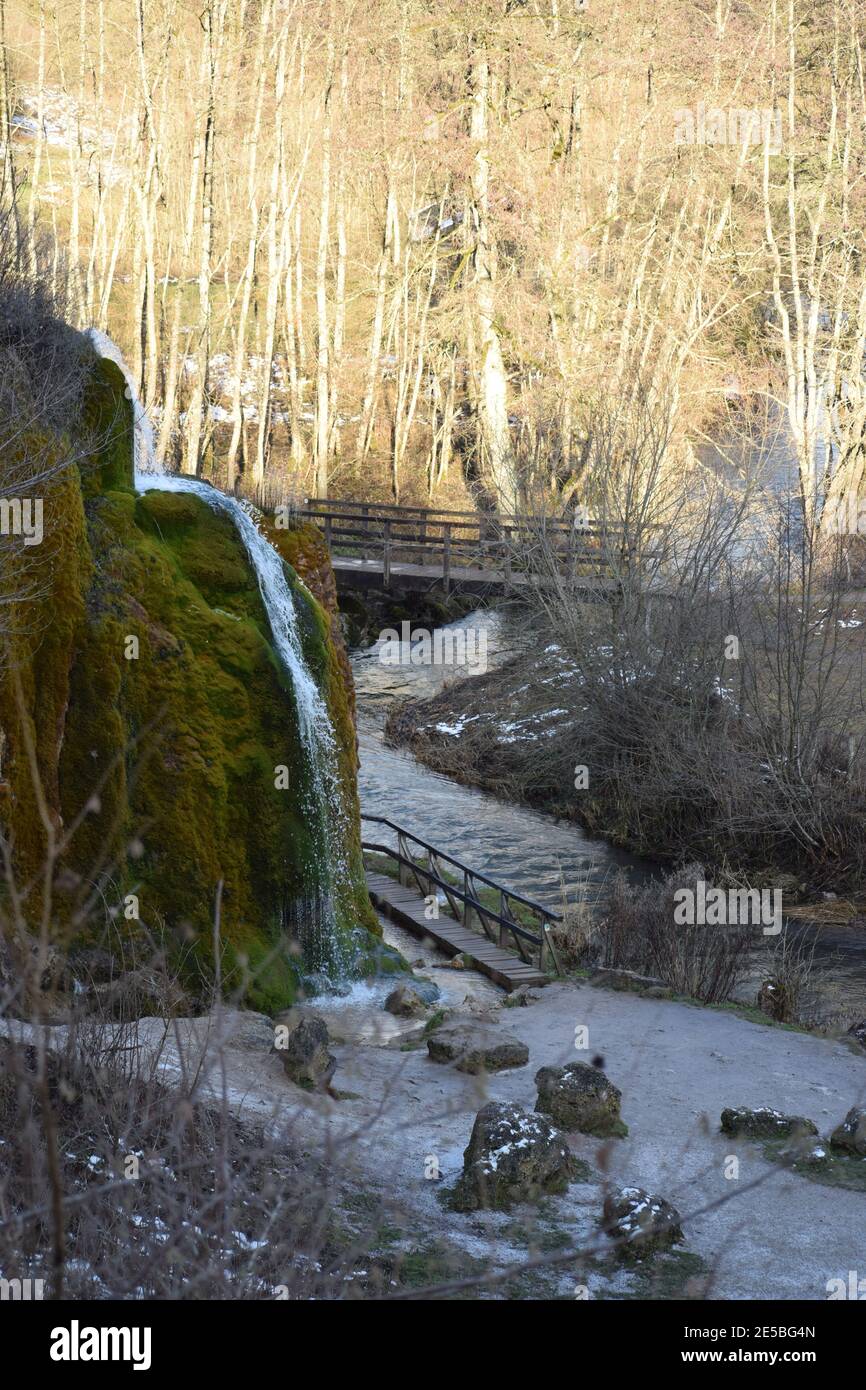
[88,328,351,980]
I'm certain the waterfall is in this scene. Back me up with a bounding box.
[87,327,156,473]
[88,329,350,981]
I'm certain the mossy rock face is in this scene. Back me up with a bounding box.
[0,351,377,1013]
[79,355,135,495]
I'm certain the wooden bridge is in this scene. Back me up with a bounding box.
[362,814,562,990]
[297,497,624,598]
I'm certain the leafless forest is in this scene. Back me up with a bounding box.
[3,0,866,520]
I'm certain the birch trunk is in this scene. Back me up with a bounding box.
[469,43,515,512]
[313,27,335,498]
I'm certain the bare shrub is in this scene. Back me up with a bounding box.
[757,931,819,1025]
[515,387,866,887]
[548,901,596,972]
[596,867,754,1004]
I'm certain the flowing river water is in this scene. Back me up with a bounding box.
[352,610,654,911]
[351,609,866,1027]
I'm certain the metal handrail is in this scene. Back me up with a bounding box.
[361,813,562,924]
[362,840,545,951]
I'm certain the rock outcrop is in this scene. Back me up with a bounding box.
[0,346,378,1016]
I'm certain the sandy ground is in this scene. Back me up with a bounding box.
[4,930,864,1300]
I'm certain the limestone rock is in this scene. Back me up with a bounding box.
[505,984,544,1007]
[535,1061,626,1137]
[720,1107,818,1140]
[223,1010,276,1053]
[452,1101,579,1211]
[590,967,670,998]
[603,1187,683,1257]
[383,985,427,1018]
[829,1106,866,1157]
[273,1010,336,1089]
[427,1021,529,1074]
[383,980,437,1017]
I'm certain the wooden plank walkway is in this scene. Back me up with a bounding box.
[366,870,548,992]
[332,554,619,599]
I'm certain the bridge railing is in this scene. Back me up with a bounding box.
[297,498,628,588]
[361,813,563,975]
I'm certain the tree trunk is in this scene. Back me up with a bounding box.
[469,43,515,511]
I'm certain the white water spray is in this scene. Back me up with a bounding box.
[88,329,351,978]
[87,327,156,473]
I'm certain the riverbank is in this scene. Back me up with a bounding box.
[6,930,864,1300]
[363,616,865,1032]
[384,639,866,904]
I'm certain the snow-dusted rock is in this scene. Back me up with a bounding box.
[720,1106,817,1140]
[535,1061,626,1137]
[603,1187,683,1257]
[452,1101,579,1211]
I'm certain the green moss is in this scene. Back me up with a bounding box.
[0,354,378,1011]
[760,1138,866,1193]
[79,355,135,496]
[588,1249,709,1300]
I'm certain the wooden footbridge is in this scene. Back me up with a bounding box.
[362,814,562,991]
[297,497,625,598]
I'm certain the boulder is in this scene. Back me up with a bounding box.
[505,985,544,1008]
[535,1061,627,1137]
[452,1101,579,1211]
[383,980,437,1017]
[383,984,427,1018]
[427,1021,529,1074]
[273,1010,336,1089]
[223,1011,276,1053]
[603,1187,683,1257]
[590,967,671,998]
[829,1106,866,1157]
[720,1107,818,1140]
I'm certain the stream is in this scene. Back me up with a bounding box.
[351,609,654,911]
[351,608,866,1027]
